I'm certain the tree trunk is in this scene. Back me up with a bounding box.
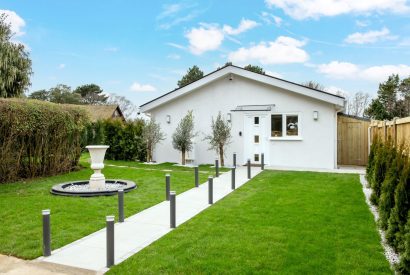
[147,144,152,162]
[219,145,224,167]
[182,150,186,165]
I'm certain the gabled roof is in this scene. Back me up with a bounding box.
[77,105,125,122]
[140,65,345,112]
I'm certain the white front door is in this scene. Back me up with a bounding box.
[243,113,269,165]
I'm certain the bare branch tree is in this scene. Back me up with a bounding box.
[346,92,371,117]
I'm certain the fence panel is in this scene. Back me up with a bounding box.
[337,114,370,166]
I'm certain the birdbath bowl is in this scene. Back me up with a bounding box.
[86,145,109,190]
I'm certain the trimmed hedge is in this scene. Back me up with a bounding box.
[82,118,146,162]
[0,99,89,183]
[366,136,410,273]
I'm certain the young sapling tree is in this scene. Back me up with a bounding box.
[172,110,196,165]
[142,119,165,163]
[205,112,232,166]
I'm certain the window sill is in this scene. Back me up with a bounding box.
[269,137,303,141]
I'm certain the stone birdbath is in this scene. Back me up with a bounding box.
[50,145,136,197]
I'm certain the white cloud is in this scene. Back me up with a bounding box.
[228,36,309,64]
[185,19,258,55]
[361,65,410,81]
[355,20,370,27]
[265,0,410,19]
[104,47,119,52]
[223,19,258,35]
[317,61,410,82]
[157,3,182,19]
[185,24,224,55]
[58,64,66,69]
[166,42,186,50]
[318,61,360,78]
[345,27,396,44]
[0,10,26,36]
[260,12,282,26]
[167,53,181,60]
[129,82,156,92]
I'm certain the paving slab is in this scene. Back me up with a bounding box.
[39,166,261,272]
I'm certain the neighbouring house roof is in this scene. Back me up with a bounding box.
[140,65,345,112]
[78,105,125,122]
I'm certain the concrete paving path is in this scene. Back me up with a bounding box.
[39,166,261,273]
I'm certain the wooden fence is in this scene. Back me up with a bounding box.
[337,114,370,166]
[369,117,410,147]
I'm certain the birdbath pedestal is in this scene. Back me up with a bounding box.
[86,145,109,190]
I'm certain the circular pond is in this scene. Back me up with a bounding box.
[51,179,136,197]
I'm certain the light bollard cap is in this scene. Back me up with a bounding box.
[118,189,124,193]
[106,215,115,222]
[165,173,170,177]
[42,209,50,215]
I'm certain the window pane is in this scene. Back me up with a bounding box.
[254,117,259,125]
[254,135,259,143]
[271,115,282,137]
[286,115,298,136]
[254,154,259,162]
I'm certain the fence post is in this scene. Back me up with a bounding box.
[118,189,124,223]
[165,174,170,201]
[170,191,176,228]
[42,209,51,257]
[393,118,398,145]
[215,159,219,177]
[247,159,251,179]
[194,166,199,187]
[233,152,236,167]
[383,120,387,141]
[231,167,235,190]
[261,153,264,170]
[208,176,213,204]
[106,215,115,268]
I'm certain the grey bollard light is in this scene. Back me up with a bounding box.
[208,176,213,204]
[247,159,251,179]
[215,159,219,177]
[165,174,171,201]
[118,189,124,223]
[231,167,236,190]
[233,152,237,167]
[261,153,265,170]
[194,166,199,187]
[106,215,115,268]
[42,209,51,257]
[170,191,176,228]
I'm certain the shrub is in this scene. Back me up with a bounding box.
[0,99,89,183]
[386,163,410,252]
[83,118,146,161]
[379,144,407,229]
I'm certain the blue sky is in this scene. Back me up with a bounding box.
[1,0,410,106]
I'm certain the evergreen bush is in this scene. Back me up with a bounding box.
[0,99,89,183]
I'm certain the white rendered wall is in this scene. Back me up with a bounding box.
[148,75,338,169]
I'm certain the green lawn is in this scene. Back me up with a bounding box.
[109,171,392,274]
[0,155,222,259]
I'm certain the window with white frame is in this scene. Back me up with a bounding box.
[271,114,299,137]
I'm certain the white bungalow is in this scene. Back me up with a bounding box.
[140,65,345,169]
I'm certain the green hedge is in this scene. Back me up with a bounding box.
[0,99,89,183]
[82,118,146,162]
[366,137,410,273]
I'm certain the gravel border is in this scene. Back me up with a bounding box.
[359,174,400,267]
